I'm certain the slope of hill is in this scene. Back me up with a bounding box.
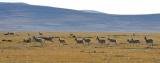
[80,10,104,13]
[0,2,160,32]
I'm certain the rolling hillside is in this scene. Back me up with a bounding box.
[0,2,160,32]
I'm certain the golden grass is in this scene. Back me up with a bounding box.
[0,32,160,63]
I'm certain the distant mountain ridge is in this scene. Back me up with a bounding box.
[0,2,160,32]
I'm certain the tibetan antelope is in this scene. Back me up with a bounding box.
[144,37,153,46]
[2,39,6,41]
[23,38,31,43]
[127,39,134,46]
[3,33,9,36]
[1,39,12,42]
[74,37,85,48]
[33,36,45,46]
[133,33,135,36]
[70,33,73,37]
[59,38,67,46]
[108,38,118,46]
[131,38,143,46]
[96,37,105,47]
[8,32,14,36]
[39,32,43,37]
[83,38,91,46]
[41,37,54,44]
[28,33,30,36]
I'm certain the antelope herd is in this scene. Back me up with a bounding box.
[1,32,155,47]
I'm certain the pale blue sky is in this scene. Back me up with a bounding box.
[0,0,160,15]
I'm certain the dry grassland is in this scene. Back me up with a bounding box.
[0,32,160,63]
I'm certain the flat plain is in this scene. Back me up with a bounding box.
[0,32,160,63]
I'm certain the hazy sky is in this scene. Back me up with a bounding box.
[0,0,160,15]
